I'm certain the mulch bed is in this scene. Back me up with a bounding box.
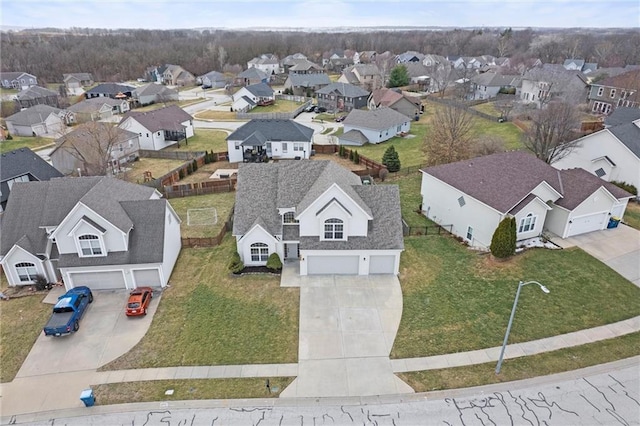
[233,266,281,276]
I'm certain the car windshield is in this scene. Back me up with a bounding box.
[128,302,140,309]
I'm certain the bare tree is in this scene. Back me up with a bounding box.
[428,63,454,98]
[522,101,580,164]
[473,135,506,157]
[425,105,474,166]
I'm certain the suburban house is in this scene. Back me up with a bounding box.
[247,54,280,76]
[288,59,324,75]
[85,83,135,100]
[326,57,354,73]
[395,51,425,64]
[63,73,94,95]
[133,83,179,106]
[199,71,227,89]
[552,109,640,193]
[468,72,519,100]
[51,122,140,175]
[0,72,38,90]
[284,73,331,97]
[322,49,346,66]
[232,160,404,275]
[338,64,383,92]
[520,65,588,108]
[316,82,370,113]
[231,83,275,113]
[0,176,181,290]
[162,64,196,86]
[368,88,421,118]
[340,107,411,146]
[587,69,640,115]
[5,104,69,137]
[0,147,63,212]
[403,63,433,85]
[281,53,308,72]
[563,59,598,74]
[119,105,194,151]
[226,119,314,163]
[422,54,448,67]
[68,97,129,123]
[15,86,59,109]
[420,151,632,249]
[356,51,377,64]
[236,68,269,86]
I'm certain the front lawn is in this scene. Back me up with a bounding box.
[169,192,236,238]
[392,236,640,358]
[623,201,640,230]
[166,129,228,153]
[0,136,54,153]
[256,99,304,113]
[101,237,299,370]
[194,110,240,121]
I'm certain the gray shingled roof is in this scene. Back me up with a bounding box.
[421,151,564,214]
[226,119,313,143]
[0,177,157,256]
[343,107,410,131]
[68,97,123,113]
[471,72,518,87]
[85,83,135,96]
[339,129,369,146]
[232,161,400,250]
[608,122,640,159]
[63,73,92,82]
[5,104,63,126]
[0,147,63,204]
[0,72,33,81]
[245,82,274,97]
[316,82,369,98]
[287,73,331,88]
[51,122,138,156]
[605,107,640,127]
[134,83,177,97]
[238,68,268,80]
[200,71,226,82]
[120,105,193,132]
[555,168,632,210]
[15,86,57,101]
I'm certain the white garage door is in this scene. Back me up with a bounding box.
[567,212,608,237]
[369,255,396,274]
[69,270,126,290]
[307,255,359,275]
[132,269,161,287]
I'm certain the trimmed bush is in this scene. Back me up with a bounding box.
[178,169,185,179]
[192,159,198,171]
[353,150,359,164]
[266,253,283,271]
[490,217,517,258]
[611,181,638,196]
[228,252,244,274]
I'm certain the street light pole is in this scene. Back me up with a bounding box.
[495,280,550,374]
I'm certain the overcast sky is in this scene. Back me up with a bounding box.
[2,0,639,30]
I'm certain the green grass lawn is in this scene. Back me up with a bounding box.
[472,117,524,150]
[623,201,640,230]
[169,192,236,238]
[167,129,228,153]
[471,102,501,117]
[0,136,55,153]
[194,110,239,121]
[256,99,304,113]
[355,121,428,169]
[392,236,640,358]
[100,237,299,370]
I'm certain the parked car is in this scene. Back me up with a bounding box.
[335,115,346,122]
[43,286,93,336]
[126,286,153,316]
[304,104,315,113]
[314,106,327,113]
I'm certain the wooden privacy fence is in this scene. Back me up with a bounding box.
[311,144,388,178]
[181,205,235,248]
[139,149,205,160]
[143,152,207,189]
[163,178,237,198]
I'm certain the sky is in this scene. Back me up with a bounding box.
[1,0,639,30]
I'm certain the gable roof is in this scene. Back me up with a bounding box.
[555,168,632,210]
[120,105,193,132]
[0,147,63,204]
[288,59,323,72]
[63,73,92,82]
[16,86,58,101]
[370,88,420,108]
[402,62,431,78]
[608,122,640,159]
[134,83,177,97]
[85,83,135,96]
[0,177,157,257]
[287,73,331,88]
[5,104,63,126]
[238,68,268,80]
[339,129,369,146]
[200,70,226,82]
[0,72,35,81]
[227,119,313,143]
[343,107,410,131]
[421,151,564,214]
[316,82,369,98]
[51,122,138,156]
[244,82,274,97]
[68,97,123,113]
[595,68,640,95]
[605,107,640,127]
[471,72,519,87]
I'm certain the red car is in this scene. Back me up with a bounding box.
[126,287,153,316]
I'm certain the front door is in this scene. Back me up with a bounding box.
[284,243,299,260]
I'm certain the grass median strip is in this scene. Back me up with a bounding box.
[399,332,640,392]
[93,377,294,404]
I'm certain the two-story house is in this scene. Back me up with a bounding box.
[247,54,280,76]
[233,160,404,275]
[226,119,314,163]
[0,176,181,290]
[588,69,640,115]
[368,88,421,119]
[338,64,383,92]
[119,105,194,151]
[288,59,324,75]
[520,64,589,108]
[162,64,196,86]
[0,147,63,212]
[468,72,519,100]
[51,122,140,176]
[284,73,331,97]
[231,83,275,113]
[15,86,60,109]
[235,68,269,87]
[315,83,370,113]
[0,72,38,90]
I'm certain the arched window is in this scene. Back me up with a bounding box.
[283,212,298,224]
[15,262,37,282]
[518,213,537,233]
[324,218,344,240]
[250,242,269,262]
[78,234,102,256]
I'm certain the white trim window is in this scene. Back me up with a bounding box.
[293,143,304,151]
[250,242,269,262]
[597,87,604,97]
[78,234,103,256]
[324,218,344,240]
[283,211,298,224]
[518,213,537,233]
[466,226,473,241]
[15,262,38,282]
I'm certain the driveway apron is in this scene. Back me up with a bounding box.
[281,273,413,397]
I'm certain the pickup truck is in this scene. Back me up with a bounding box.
[43,286,93,336]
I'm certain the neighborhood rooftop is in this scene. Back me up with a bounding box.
[227,119,314,143]
[120,105,193,132]
[344,107,409,131]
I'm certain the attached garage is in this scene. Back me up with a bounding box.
[369,255,396,274]
[132,268,161,287]
[307,255,359,275]
[68,270,126,290]
[567,212,608,237]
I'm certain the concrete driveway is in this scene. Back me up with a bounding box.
[280,271,413,397]
[558,224,640,287]
[16,288,160,378]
